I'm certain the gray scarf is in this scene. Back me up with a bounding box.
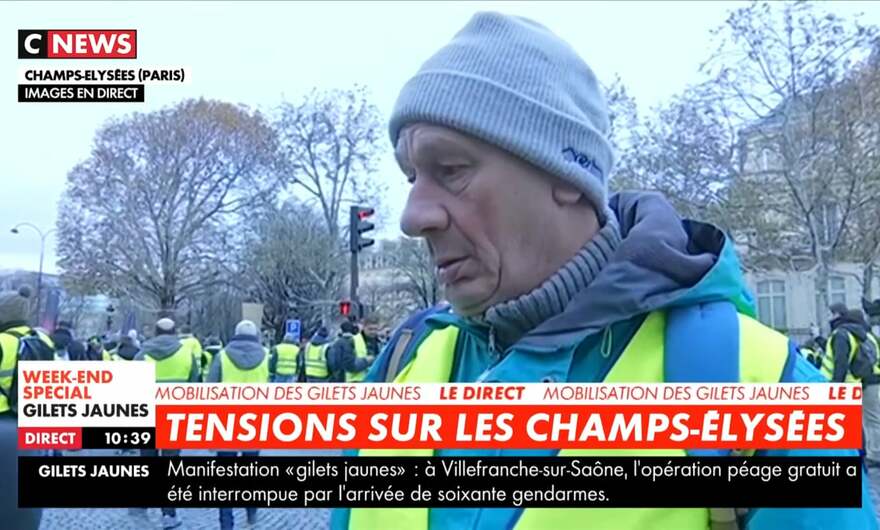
[476,217,622,348]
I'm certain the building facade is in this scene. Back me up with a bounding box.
[745,263,879,342]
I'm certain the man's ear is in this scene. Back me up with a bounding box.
[551,180,584,206]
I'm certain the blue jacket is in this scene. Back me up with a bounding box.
[334,192,876,530]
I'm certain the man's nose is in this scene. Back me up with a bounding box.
[400,178,449,237]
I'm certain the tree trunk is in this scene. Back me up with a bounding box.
[159,291,177,319]
[815,261,831,335]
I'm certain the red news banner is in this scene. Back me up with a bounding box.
[154,382,861,450]
[17,362,862,451]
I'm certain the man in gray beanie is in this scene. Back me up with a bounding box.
[133,317,196,529]
[205,319,266,529]
[205,320,269,384]
[335,11,875,530]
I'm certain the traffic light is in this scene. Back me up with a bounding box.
[339,300,367,319]
[349,205,375,253]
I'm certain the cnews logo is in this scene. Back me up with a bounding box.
[18,30,137,59]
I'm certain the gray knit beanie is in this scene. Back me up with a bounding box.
[155,317,176,335]
[234,320,259,338]
[0,286,31,324]
[390,12,614,215]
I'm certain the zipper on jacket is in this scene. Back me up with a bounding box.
[477,325,503,382]
[600,326,613,358]
[488,325,497,357]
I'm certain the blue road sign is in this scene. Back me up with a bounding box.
[285,319,301,343]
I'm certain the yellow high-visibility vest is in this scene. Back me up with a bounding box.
[0,326,54,413]
[220,350,269,383]
[346,333,369,382]
[144,345,193,382]
[274,343,300,376]
[305,343,329,379]
[350,311,791,530]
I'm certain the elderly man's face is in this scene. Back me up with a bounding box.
[397,124,574,316]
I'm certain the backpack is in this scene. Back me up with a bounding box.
[4,329,55,362]
[0,328,55,414]
[849,332,880,381]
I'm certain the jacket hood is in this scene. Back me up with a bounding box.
[832,311,869,340]
[837,323,869,342]
[514,191,754,349]
[141,334,182,360]
[224,334,266,370]
[116,342,140,360]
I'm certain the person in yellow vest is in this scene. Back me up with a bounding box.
[328,321,374,382]
[360,316,383,357]
[332,12,876,530]
[302,326,333,382]
[104,338,117,361]
[205,320,266,529]
[205,320,269,384]
[823,305,880,515]
[821,304,879,383]
[0,286,52,530]
[86,335,109,361]
[134,317,197,529]
[136,318,200,383]
[269,332,300,382]
[178,324,203,375]
[351,317,382,381]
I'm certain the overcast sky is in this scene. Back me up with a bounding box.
[2,1,878,275]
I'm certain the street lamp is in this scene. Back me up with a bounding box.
[11,223,57,325]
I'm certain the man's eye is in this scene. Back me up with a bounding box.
[437,164,466,179]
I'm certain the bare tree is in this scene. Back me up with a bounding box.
[389,237,440,310]
[56,99,281,313]
[276,86,385,240]
[189,285,243,343]
[604,76,642,192]
[357,280,403,326]
[604,75,639,158]
[614,84,741,227]
[832,51,880,298]
[702,1,877,327]
[57,293,89,331]
[57,266,103,331]
[236,201,344,340]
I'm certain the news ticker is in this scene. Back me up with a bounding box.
[17,362,864,451]
[19,456,862,509]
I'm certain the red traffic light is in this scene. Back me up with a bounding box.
[340,300,352,316]
[350,205,376,253]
